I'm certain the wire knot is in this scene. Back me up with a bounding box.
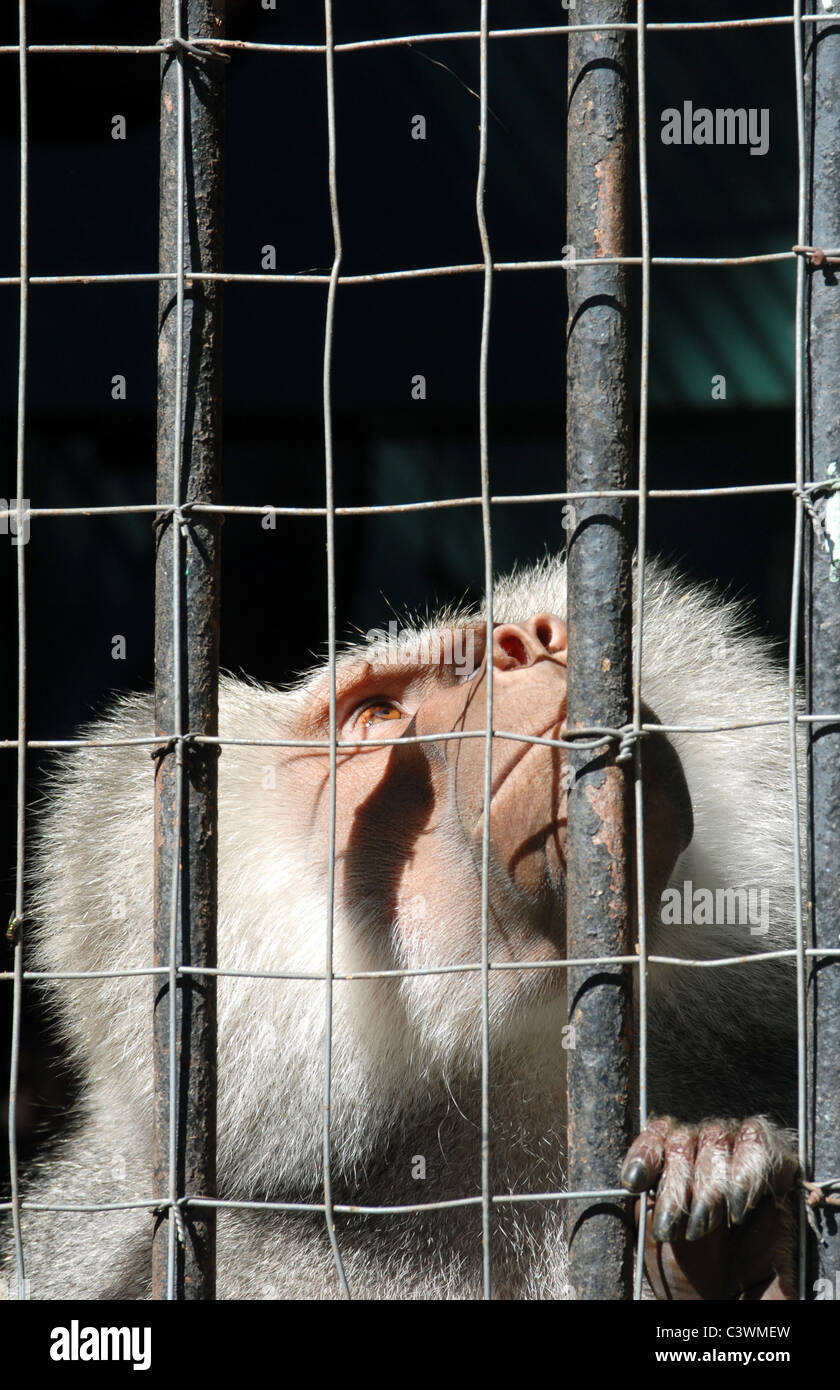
[616,726,641,764]
[796,465,840,581]
[153,502,194,538]
[157,35,230,63]
[792,243,840,270]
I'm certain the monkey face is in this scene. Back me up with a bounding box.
[279,611,691,1003]
[281,615,571,988]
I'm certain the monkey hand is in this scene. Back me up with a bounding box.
[621,1116,798,1300]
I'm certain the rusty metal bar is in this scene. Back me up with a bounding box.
[803,2,840,1293]
[152,0,225,1301]
[564,0,635,1300]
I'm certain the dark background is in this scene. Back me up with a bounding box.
[1,0,799,1181]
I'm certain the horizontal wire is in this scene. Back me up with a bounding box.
[0,248,830,289]
[4,713,838,758]
[0,481,821,529]
[1,1187,629,1217]
[0,12,837,60]
[5,945,838,989]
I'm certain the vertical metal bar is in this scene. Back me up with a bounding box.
[321,0,350,1300]
[803,0,840,1292]
[565,0,634,1300]
[7,0,30,1298]
[631,0,652,1301]
[152,0,225,1301]
[475,0,495,1302]
[791,0,810,1302]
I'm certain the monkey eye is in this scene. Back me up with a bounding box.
[349,698,408,732]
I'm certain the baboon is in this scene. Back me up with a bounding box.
[2,555,797,1299]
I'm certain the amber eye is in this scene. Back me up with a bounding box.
[352,700,405,730]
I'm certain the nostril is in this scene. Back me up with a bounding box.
[532,614,567,653]
[498,632,528,666]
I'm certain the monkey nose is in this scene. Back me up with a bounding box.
[492,614,568,671]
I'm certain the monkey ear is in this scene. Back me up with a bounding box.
[638,703,694,902]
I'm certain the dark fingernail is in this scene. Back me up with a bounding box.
[729,1191,748,1225]
[686,1201,711,1242]
[653,1210,679,1243]
[621,1159,648,1192]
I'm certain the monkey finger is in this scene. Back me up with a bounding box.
[620,1116,674,1192]
[685,1120,735,1241]
[728,1120,798,1225]
[622,1118,697,1242]
[651,1126,697,1243]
